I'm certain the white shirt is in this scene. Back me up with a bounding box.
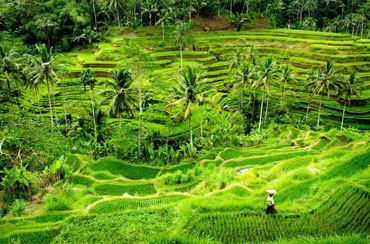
[267,196,274,206]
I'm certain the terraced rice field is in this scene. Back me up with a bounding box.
[25,28,370,133]
[1,124,369,243]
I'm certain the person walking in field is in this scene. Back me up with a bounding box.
[265,190,277,214]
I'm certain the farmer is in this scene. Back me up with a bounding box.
[265,190,277,214]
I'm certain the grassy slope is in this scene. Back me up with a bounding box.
[1,125,370,243]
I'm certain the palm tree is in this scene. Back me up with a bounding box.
[338,73,362,130]
[253,57,281,132]
[109,0,123,27]
[173,21,193,69]
[28,44,62,131]
[307,61,342,129]
[156,9,174,41]
[99,69,136,129]
[141,0,158,26]
[235,61,254,111]
[233,12,247,32]
[81,69,98,141]
[229,48,245,70]
[304,0,318,18]
[302,72,317,121]
[164,66,209,150]
[279,64,295,105]
[0,45,20,115]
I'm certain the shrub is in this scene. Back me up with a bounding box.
[42,183,84,212]
[10,199,27,217]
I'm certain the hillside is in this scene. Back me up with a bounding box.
[1,124,370,243]
[22,27,370,133]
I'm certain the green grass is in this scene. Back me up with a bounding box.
[72,176,95,187]
[91,158,160,179]
[0,229,60,244]
[94,183,156,196]
[160,163,195,175]
[89,195,187,214]
[225,151,315,168]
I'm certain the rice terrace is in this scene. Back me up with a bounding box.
[0,0,370,243]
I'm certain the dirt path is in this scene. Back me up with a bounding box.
[199,147,229,167]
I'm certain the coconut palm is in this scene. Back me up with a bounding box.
[235,61,254,111]
[173,21,193,69]
[81,69,98,141]
[27,44,62,131]
[99,69,136,129]
[156,9,174,41]
[279,64,295,105]
[109,0,123,27]
[141,0,158,26]
[253,57,281,132]
[304,0,318,18]
[164,66,209,150]
[229,48,245,70]
[307,60,342,128]
[338,72,362,130]
[0,45,20,115]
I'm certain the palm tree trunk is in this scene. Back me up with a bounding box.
[5,74,14,115]
[46,75,54,131]
[340,101,346,130]
[92,0,97,28]
[116,7,121,27]
[317,94,323,129]
[90,87,97,141]
[189,110,193,150]
[306,101,310,121]
[281,81,286,106]
[264,94,269,125]
[200,106,203,138]
[63,92,68,135]
[241,81,245,111]
[35,89,43,117]
[119,113,122,128]
[162,22,165,41]
[180,46,183,69]
[138,81,143,160]
[252,89,256,118]
[258,87,265,133]
[230,0,233,17]
[50,81,57,123]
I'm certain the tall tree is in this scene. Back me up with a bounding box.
[28,44,62,131]
[235,61,254,111]
[304,0,318,18]
[338,72,362,130]
[173,21,193,69]
[109,0,123,27]
[0,45,20,115]
[229,48,245,70]
[81,69,98,141]
[253,57,281,132]
[142,0,158,26]
[307,61,342,129]
[279,64,295,105]
[99,70,136,129]
[156,9,174,41]
[165,66,209,150]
